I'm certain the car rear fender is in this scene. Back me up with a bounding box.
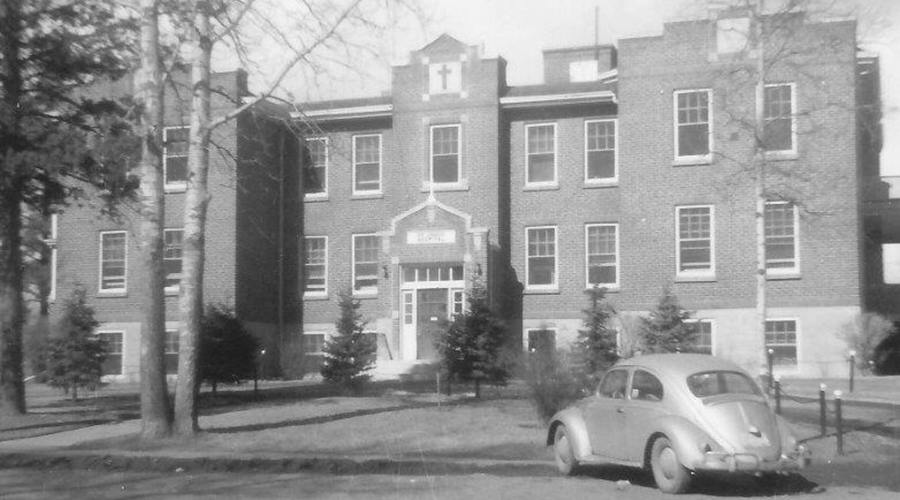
[643,415,713,470]
[547,409,593,460]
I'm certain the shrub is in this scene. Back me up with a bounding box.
[523,342,580,422]
[640,285,697,353]
[571,286,618,392]
[45,288,106,400]
[199,304,260,395]
[841,312,896,374]
[321,288,377,393]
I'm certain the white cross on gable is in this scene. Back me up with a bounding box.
[428,61,461,95]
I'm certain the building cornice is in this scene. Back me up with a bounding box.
[291,104,393,121]
[499,90,617,109]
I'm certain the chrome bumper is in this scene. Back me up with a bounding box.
[696,447,811,473]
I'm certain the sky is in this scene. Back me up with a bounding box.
[228,0,900,176]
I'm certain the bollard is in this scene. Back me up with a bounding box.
[774,376,782,415]
[819,383,827,437]
[849,350,856,393]
[834,390,843,456]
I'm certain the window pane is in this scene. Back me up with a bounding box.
[528,154,555,183]
[764,85,793,151]
[354,235,379,292]
[765,320,798,365]
[676,91,710,157]
[164,230,183,289]
[678,207,712,272]
[527,228,556,286]
[164,127,189,185]
[432,155,459,183]
[599,370,628,398]
[304,237,326,293]
[354,136,381,192]
[527,125,555,183]
[527,329,556,354]
[303,138,327,194]
[632,370,664,401]
[164,330,179,374]
[587,225,617,286]
[765,203,796,269]
[98,332,123,375]
[101,233,126,291]
[586,121,615,180]
[302,333,326,355]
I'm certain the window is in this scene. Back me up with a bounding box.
[883,243,900,284]
[353,234,379,293]
[598,369,628,399]
[676,206,714,277]
[688,371,761,398]
[763,84,795,153]
[526,226,557,288]
[47,214,58,301]
[165,330,179,375]
[766,320,798,366]
[526,328,556,354]
[99,231,127,292]
[303,137,327,196]
[674,90,711,161]
[691,320,713,355]
[431,124,460,184]
[452,289,465,315]
[585,120,617,181]
[304,236,327,296]
[163,229,183,291]
[353,134,381,194]
[98,331,123,375]
[526,123,556,185]
[401,264,464,283]
[302,332,326,356]
[632,370,664,402]
[585,224,618,288]
[765,202,799,273]
[163,126,189,189]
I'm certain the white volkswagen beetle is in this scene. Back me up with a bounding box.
[547,354,810,494]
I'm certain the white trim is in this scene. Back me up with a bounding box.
[764,201,800,276]
[302,330,328,355]
[765,317,801,370]
[352,233,379,296]
[585,223,619,289]
[673,89,713,164]
[500,90,617,107]
[689,318,716,355]
[96,330,125,376]
[429,123,462,186]
[379,193,489,239]
[352,134,382,196]
[98,230,127,294]
[303,137,329,199]
[163,126,189,192]
[49,213,58,301]
[525,225,558,290]
[584,118,618,184]
[525,123,558,188]
[303,235,328,297]
[675,205,715,280]
[163,228,184,293]
[524,327,558,353]
[292,104,393,120]
[762,82,798,157]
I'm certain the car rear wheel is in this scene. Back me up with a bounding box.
[650,436,692,494]
[553,425,578,476]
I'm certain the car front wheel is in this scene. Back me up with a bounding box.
[553,425,578,476]
[650,436,692,494]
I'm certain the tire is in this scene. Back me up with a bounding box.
[553,425,578,476]
[650,436,692,494]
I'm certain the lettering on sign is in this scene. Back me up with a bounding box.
[407,229,456,245]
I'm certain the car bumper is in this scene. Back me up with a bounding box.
[694,447,811,473]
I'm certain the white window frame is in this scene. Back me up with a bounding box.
[675,205,715,279]
[97,330,125,375]
[765,318,800,369]
[303,137,328,199]
[303,236,328,297]
[430,124,462,186]
[163,228,183,293]
[584,223,619,289]
[352,134,382,196]
[584,119,618,184]
[764,201,800,275]
[352,233,379,295]
[302,331,328,356]
[48,213,58,301]
[762,82,797,156]
[883,243,900,284]
[524,327,558,353]
[163,126,189,192]
[525,123,558,187]
[525,225,558,290]
[690,319,715,355]
[673,89,713,164]
[98,230,127,293]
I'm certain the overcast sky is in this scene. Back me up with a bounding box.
[230,0,900,175]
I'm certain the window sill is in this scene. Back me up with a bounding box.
[767,272,801,280]
[97,291,128,298]
[303,293,330,301]
[764,150,799,161]
[672,157,712,167]
[583,180,618,189]
[420,180,469,192]
[585,285,619,293]
[351,192,383,200]
[523,183,559,192]
[524,286,559,295]
[165,288,180,297]
[352,291,379,299]
[304,194,329,202]
[674,274,716,283]
[165,184,187,194]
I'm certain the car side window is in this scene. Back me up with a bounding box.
[631,369,664,402]
[598,369,628,399]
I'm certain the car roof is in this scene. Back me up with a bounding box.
[613,353,746,378]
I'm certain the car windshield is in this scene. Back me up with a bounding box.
[686,370,762,398]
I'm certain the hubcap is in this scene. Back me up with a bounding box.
[659,446,678,479]
[556,435,570,464]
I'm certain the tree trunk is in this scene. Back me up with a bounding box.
[752,1,769,376]
[136,0,172,439]
[0,0,27,416]
[174,3,212,437]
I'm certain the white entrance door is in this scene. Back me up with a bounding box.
[399,264,464,361]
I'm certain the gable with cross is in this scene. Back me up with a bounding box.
[428,61,462,95]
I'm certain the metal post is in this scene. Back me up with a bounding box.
[767,348,774,389]
[774,376,781,415]
[849,350,856,393]
[819,383,827,437]
[834,390,843,456]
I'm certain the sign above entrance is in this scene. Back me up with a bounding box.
[407,229,456,245]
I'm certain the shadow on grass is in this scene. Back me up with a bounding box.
[205,404,434,434]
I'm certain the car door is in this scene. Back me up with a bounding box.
[584,368,629,460]
[623,368,667,463]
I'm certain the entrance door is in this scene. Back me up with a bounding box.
[416,288,448,360]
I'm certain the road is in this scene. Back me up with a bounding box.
[2,466,898,500]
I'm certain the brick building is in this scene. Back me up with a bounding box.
[51,12,893,381]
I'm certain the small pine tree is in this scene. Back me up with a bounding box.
[321,288,377,393]
[45,288,106,401]
[572,286,618,392]
[640,285,697,353]
[199,304,260,395]
[438,276,510,398]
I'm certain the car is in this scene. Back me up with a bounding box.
[547,353,811,494]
